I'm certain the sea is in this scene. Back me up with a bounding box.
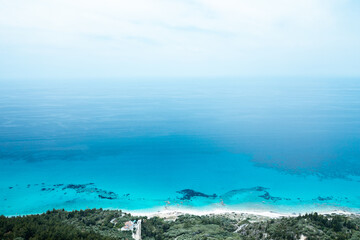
[1,78,360,216]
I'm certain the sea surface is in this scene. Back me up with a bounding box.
[1,78,360,216]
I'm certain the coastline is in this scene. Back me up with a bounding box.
[125,205,359,220]
[4,198,360,218]
[3,203,360,239]
[4,207,358,219]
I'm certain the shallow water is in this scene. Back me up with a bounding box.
[1,78,360,215]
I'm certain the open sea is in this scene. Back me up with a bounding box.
[1,78,360,216]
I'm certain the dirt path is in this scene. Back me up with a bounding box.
[132,220,141,240]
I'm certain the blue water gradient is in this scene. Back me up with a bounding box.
[1,78,360,215]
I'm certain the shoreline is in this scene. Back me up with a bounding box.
[4,205,359,218]
[3,204,360,239]
[124,205,359,219]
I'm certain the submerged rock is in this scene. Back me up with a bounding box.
[316,196,333,201]
[63,184,89,191]
[258,192,282,202]
[98,194,117,200]
[176,189,217,200]
[60,183,118,200]
[220,186,288,202]
[221,186,269,199]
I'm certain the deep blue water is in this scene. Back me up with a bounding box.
[1,78,360,215]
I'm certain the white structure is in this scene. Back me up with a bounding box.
[121,220,136,231]
[120,220,142,240]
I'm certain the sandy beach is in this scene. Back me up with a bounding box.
[127,206,358,221]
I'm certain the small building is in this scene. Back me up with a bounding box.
[121,220,136,231]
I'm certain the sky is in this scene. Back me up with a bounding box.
[0,0,359,80]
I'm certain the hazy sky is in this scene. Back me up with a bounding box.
[0,0,359,80]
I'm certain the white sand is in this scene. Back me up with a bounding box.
[128,206,293,219]
[126,206,359,220]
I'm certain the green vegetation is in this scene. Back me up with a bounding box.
[1,209,359,240]
[141,213,360,240]
[142,214,241,239]
[239,212,360,240]
[0,209,134,240]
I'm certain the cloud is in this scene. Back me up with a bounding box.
[0,0,359,79]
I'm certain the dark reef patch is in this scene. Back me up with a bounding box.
[177,189,217,201]
[258,192,283,202]
[221,186,268,199]
[221,186,290,203]
[98,194,116,200]
[62,183,93,191]
[315,196,334,201]
[60,183,118,200]
[8,182,120,200]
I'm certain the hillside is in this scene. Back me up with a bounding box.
[1,209,360,240]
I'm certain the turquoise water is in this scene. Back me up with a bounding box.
[1,78,360,216]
